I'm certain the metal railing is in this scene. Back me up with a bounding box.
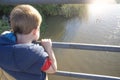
[52,42,120,80]
[52,42,120,52]
[56,70,120,80]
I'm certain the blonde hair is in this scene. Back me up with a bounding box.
[10,4,42,34]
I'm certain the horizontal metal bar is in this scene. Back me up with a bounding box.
[55,70,120,80]
[0,0,91,5]
[52,42,120,52]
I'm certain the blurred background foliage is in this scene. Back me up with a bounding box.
[0,4,87,34]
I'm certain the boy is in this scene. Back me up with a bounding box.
[0,4,57,80]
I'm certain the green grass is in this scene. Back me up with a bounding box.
[0,19,10,34]
[60,4,87,18]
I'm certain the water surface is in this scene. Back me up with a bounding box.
[43,4,120,80]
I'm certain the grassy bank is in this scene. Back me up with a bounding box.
[0,19,10,34]
[0,4,87,34]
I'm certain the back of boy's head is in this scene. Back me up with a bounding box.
[10,4,42,34]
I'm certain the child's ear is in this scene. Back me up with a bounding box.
[32,28,37,35]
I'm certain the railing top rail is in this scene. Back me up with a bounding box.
[52,42,120,52]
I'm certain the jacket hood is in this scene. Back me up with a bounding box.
[0,32,16,45]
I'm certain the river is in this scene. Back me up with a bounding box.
[43,4,120,80]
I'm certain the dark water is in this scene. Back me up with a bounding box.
[43,4,120,80]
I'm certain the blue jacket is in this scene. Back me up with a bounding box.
[0,32,48,80]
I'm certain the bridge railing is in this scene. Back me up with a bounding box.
[52,42,120,52]
[56,70,120,80]
[52,42,120,80]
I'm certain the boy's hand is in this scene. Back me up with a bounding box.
[41,39,57,73]
[41,39,52,51]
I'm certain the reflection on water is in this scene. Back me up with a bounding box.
[44,4,120,80]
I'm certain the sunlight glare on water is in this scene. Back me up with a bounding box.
[88,0,117,15]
